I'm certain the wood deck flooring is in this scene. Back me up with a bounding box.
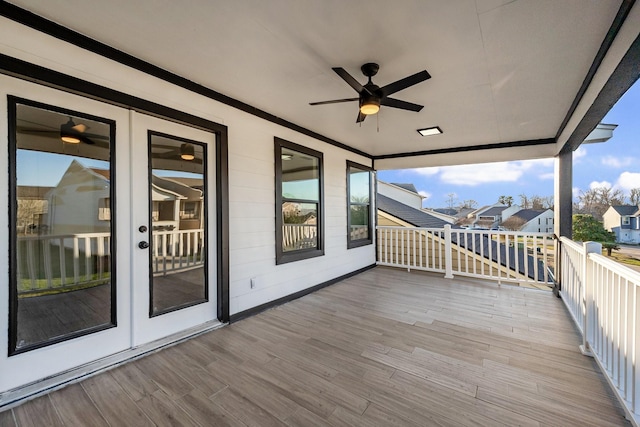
[0,267,630,426]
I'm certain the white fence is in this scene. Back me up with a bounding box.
[152,228,205,275]
[17,229,205,294]
[377,225,554,287]
[558,237,640,425]
[282,224,317,251]
[17,232,111,294]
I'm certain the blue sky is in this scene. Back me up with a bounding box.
[378,81,640,209]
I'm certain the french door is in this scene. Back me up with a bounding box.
[130,113,217,346]
[0,76,219,393]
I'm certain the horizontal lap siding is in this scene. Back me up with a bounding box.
[0,16,376,319]
[228,129,374,314]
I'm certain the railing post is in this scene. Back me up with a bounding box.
[580,241,601,357]
[444,225,453,279]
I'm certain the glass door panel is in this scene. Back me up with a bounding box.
[131,113,217,346]
[12,101,115,353]
[148,132,207,315]
[1,76,132,394]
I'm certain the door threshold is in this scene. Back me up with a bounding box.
[0,319,226,411]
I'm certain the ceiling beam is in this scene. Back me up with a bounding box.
[556,0,637,152]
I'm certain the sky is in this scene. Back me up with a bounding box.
[378,81,640,209]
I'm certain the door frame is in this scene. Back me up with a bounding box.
[1,56,230,323]
[130,113,220,346]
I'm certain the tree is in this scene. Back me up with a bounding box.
[519,194,530,209]
[446,193,457,210]
[501,216,527,231]
[572,214,617,255]
[578,186,625,220]
[457,199,478,210]
[498,195,513,206]
[630,188,640,205]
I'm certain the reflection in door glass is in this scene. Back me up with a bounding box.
[149,133,207,315]
[11,101,115,353]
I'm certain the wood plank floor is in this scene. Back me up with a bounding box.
[0,267,630,426]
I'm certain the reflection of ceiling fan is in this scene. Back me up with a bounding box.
[152,143,201,163]
[17,117,109,146]
[310,63,431,123]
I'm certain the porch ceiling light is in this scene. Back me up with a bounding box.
[417,126,442,136]
[60,118,81,144]
[359,94,381,115]
[180,143,195,160]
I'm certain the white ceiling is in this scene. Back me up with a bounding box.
[9,0,625,165]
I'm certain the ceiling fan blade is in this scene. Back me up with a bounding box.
[332,67,371,95]
[309,98,359,106]
[356,111,366,123]
[73,123,88,133]
[380,70,431,96]
[82,132,110,140]
[381,97,424,112]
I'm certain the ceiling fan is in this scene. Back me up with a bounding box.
[17,117,109,146]
[310,63,431,123]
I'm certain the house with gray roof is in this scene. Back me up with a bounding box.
[603,205,640,244]
[501,209,554,233]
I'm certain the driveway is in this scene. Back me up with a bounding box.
[616,244,640,273]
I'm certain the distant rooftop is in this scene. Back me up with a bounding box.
[389,183,419,195]
[378,194,450,228]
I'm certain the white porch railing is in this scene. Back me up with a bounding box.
[151,229,205,275]
[558,237,640,425]
[282,224,317,251]
[17,229,206,294]
[376,225,555,287]
[17,232,112,294]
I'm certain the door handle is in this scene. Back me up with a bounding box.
[138,241,150,249]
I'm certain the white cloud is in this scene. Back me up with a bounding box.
[574,147,587,160]
[615,172,640,191]
[408,167,440,176]
[418,190,431,199]
[589,180,612,190]
[602,155,634,168]
[539,172,555,180]
[438,161,534,186]
[572,187,581,201]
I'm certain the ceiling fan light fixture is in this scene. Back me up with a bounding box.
[60,117,81,143]
[180,143,195,160]
[360,95,380,115]
[417,126,443,136]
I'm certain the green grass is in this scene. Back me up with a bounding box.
[607,252,640,268]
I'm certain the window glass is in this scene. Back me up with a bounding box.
[276,139,323,264]
[11,101,114,353]
[347,162,373,248]
[149,133,207,315]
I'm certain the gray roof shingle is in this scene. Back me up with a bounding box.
[377,194,449,228]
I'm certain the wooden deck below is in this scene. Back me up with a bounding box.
[0,267,630,426]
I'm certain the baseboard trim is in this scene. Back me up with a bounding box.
[229,264,376,323]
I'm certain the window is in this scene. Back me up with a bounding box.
[98,198,111,221]
[275,138,323,264]
[347,161,373,248]
[9,97,115,354]
[623,216,630,225]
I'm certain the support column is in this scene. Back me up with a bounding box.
[555,150,573,239]
[554,150,573,296]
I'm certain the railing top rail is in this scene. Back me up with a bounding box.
[588,252,640,282]
[377,225,446,232]
[18,232,112,240]
[559,236,584,252]
[377,225,553,237]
